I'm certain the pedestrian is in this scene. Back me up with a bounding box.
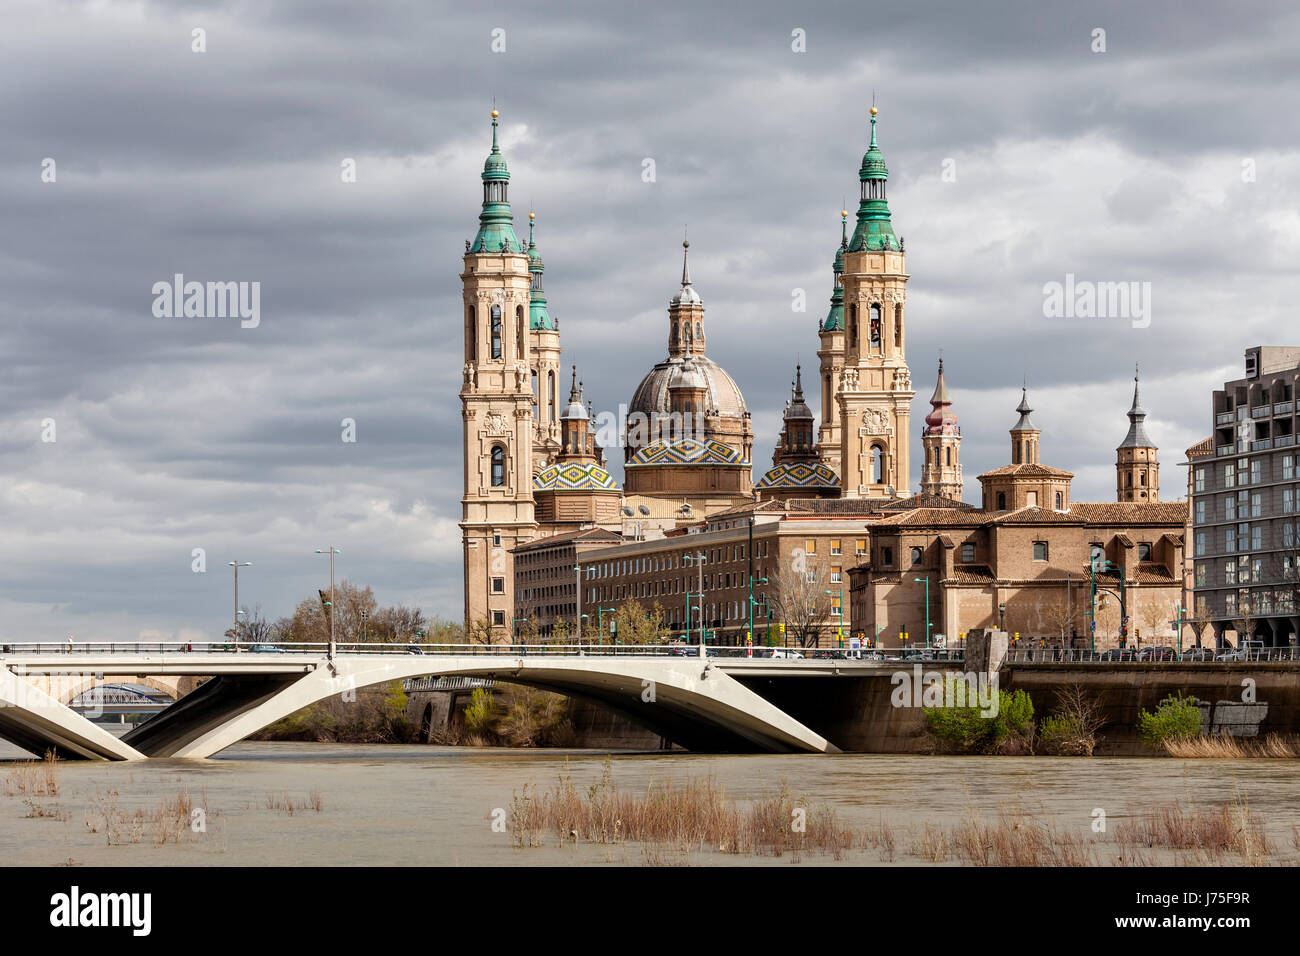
[66,634,74,653]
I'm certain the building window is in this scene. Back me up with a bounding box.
[490,305,502,360]
[831,566,842,583]
[1032,541,1048,561]
[1251,459,1263,484]
[1251,492,1262,518]
[1224,463,1236,488]
[872,444,885,484]
[1194,467,1206,493]
[1284,455,1295,480]
[1251,525,1263,550]
[996,492,1007,510]
[1284,522,1296,548]
[910,547,923,566]
[1225,560,1236,585]
[1195,563,1206,587]
[1138,542,1152,561]
[491,610,505,626]
[805,539,817,554]
[1226,527,1236,552]
[855,539,867,556]
[1284,488,1295,514]
[961,543,975,563]
[1195,532,1206,557]
[493,533,502,547]
[491,577,505,593]
[882,547,894,567]
[1195,500,1207,524]
[1055,491,1064,510]
[831,539,842,555]
[490,445,506,486]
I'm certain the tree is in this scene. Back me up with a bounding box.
[1232,595,1258,647]
[1039,595,1079,648]
[771,560,833,648]
[612,599,667,645]
[550,617,573,645]
[239,604,274,643]
[1189,597,1212,648]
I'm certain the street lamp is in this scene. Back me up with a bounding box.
[315,547,341,650]
[572,563,593,648]
[596,606,617,644]
[228,561,252,650]
[748,575,767,650]
[683,551,707,657]
[914,575,931,649]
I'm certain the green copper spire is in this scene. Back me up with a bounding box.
[821,210,848,332]
[848,105,900,253]
[526,211,555,330]
[470,109,521,254]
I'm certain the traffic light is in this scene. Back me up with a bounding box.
[779,623,785,634]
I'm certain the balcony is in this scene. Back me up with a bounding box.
[1251,439,1273,451]
[1275,401,1294,416]
[1217,412,1235,425]
[1217,444,1235,457]
[1252,406,1271,419]
[1277,435,1295,448]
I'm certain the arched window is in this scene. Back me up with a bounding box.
[1140,472,1146,486]
[872,444,885,484]
[894,305,902,347]
[548,371,556,420]
[869,304,881,347]
[997,492,1007,510]
[490,305,502,359]
[933,447,940,467]
[695,322,702,341]
[531,370,538,419]
[848,304,857,341]
[945,447,952,466]
[467,304,477,360]
[1055,491,1064,510]
[490,445,505,486]
[516,306,524,358]
[671,323,678,345]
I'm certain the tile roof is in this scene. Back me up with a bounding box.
[512,527,622,551]
[1185,436,1214,459]
[943,564,997,584]
[976,463,1074,479]
[867,501,1187,531]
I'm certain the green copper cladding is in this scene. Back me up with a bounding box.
[821,211,848,332]
[470,111,521,254]
[527,214,555,330]
[848,110,900,253]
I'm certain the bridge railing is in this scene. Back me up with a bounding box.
[0,640,957,660]
[1004,647,1300,664]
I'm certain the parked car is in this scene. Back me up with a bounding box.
[1138,645,1177,661]
[1216,641,1263,662]
[252,643,286,653]
[1181,646,1214,661]
[407,645,424,655]
[1099,648,1135,661]
[902,649,937,662]
[769,647,804,659]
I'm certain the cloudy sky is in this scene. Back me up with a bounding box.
[1,0,1297,641]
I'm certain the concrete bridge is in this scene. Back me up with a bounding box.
[0,643,892,760]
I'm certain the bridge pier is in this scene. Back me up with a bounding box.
[0,667,145,761]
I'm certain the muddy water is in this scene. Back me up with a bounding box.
[2,739,1299,866]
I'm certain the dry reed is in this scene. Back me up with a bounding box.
[1164,733,1300,759]
[3,751,60,797]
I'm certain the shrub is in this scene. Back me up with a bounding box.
[1038,685,1104,756]
[1137,692,1202,747]
[924,678,1034,754]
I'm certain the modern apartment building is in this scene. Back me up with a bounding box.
[1190,346,1300,647]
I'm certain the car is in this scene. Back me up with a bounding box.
[769,647,804,659]
[1181,646,1214,662]
[1098,648,1135,662]
[252,643,287,653]
[407,646,424,655]
[902,649,937,662]
[667,646,691,657]
[1138,645,1177,662]
[1215,641,1264,662]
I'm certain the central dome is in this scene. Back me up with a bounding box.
[629,354,748,420]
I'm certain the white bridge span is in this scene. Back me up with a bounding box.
[0,644,867,760]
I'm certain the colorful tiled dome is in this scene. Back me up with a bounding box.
[756,461,841,490]
[626,437,747,467]
[532,462,619,491]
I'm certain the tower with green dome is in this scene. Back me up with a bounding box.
[815,210,850,477]
[526,211,562,470]
[837,105,915,499]
[459,109,537,639]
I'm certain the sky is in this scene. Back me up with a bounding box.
[1,0,1298,641]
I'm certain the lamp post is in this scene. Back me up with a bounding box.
[683,551,707,657]
[573,563,584,648]
[596,606,617,644]
[748,574,767,650]
[228,561,252,650]
[914,575,931,649]
[315,547,340,650]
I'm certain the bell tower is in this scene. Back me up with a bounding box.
[920,359,963,500]
[526,212,562,472]
[815,211,848,477]
[838,106,914,497]
[1116,367,1159,501]
[459,109,537,639]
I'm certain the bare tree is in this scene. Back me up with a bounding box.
[239,604,274,643]
[1189,596,1212,648]
[771,561,833,648]
[1232,595,1258,647]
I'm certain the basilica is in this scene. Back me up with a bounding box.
[460,107,1178,644]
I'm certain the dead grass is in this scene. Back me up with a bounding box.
[948,806,1097,866]
[508,759,854,858]
[3,751,59,797]
[1165,733,1300,759]
[266,790,325,815]
[86,787,209,846]
[1115,792,1270,863]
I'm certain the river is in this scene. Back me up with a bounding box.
[2,738,1298,865]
